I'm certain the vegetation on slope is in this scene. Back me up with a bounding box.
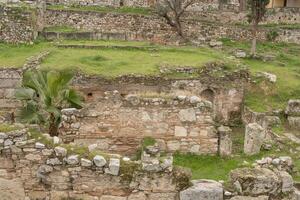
[222,39,300,112]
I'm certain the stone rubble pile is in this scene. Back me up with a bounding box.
[229,156,298,200]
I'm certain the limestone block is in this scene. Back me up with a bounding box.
[93,155,107,167]
[286,99,300,116]
[279,171,294,193]
[175,126,187,137]
[167,140,180,151]
[218,126,232,156]
[66,155,79,165]
[244,123,265,155]
[259,72,277,83]
[288,116,300,130]
[105,158,120,176]
[35,142,45,149]
[179,108,196,122]
[81,158,93,167]
[180,179,223,200]
[190,96,201,104]
[54,146,67,157]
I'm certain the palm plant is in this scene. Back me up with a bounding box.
[15,70,82,136]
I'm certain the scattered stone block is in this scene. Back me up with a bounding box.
[180,179,223,200]
[257,72,277,83]
[93,155,106,167]
[244,123,265,155]
[279,171,294,193]
[286,99,300,116]
[218,126,232,156]
[235,50,247,58]
[230,168,281,196]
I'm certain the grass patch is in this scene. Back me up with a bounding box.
[174,143,300,181]
[41,43,223,77]
[0,42,51,68]
[0,123,18,132]
[142,137,156,148]
[44,26,83,33]
[47,4,152,15]
[59,39,153,47]
[0,40,223,75]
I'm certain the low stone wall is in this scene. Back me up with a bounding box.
[0,127,191,200]
[0,5,37,43]
[60,96,219,155]
[43,9,300,44]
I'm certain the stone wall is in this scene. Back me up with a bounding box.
[43,9,300,44]
[0,5,37,43]
[0,69,22,121]
[0,127,190,200]
[57,74,245,155]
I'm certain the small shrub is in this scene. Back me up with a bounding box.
[266,30,279,42]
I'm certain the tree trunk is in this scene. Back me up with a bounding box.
[239,0,247,11]
[175,19,184,38]
[49,113,58,137]
[251,22,258,56]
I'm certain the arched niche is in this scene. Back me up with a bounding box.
[200,88,215,103]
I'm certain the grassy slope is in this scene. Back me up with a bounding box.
[222,39,300,112]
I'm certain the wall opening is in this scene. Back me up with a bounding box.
[200,89,215,103]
